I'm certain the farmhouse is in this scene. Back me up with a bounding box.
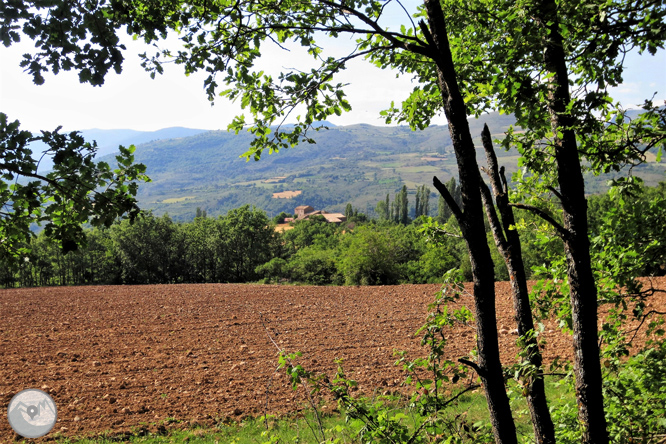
[276,205,347,231]
[294,205,347,223]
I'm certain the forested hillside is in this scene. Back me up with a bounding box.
[95,112,664,220]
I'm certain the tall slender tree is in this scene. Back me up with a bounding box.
[399,185,409,224]
[479,124,555,444]
[415,184,431,218]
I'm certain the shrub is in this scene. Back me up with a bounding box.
[288,247,340,285]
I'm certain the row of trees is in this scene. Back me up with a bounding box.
[4,183,664,289]
[1,205,275,287]
[375,181,459,224]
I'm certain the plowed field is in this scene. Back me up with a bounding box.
[1,279,664,440]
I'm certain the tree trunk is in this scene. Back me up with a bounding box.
[424,1,518,442]
[480,124,556,444]
[538,1,609,442]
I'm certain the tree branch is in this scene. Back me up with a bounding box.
[546,185,563,202]
[458,358,484,377]
[479,179,508,254]
[317,0,433,57]
[509,203,570,241]
[433,175,463,221]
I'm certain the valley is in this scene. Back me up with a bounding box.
[89,112,663,221]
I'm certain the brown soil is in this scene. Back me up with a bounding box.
[1,278,664,440]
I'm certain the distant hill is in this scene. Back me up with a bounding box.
[91,112,663,221]
[32,127,209,172]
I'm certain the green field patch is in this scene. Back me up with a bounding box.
[234,179,264,186]
[377,178,401,185]
[161,196,196,204]
[396,165,441,173]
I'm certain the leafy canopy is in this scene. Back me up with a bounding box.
[0,113,149,261]
[1,0,436,160]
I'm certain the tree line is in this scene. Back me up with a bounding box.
[3,182,664,289]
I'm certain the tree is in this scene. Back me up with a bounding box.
[195,207,207,219]
[282,215,339,253]
[397,184,409,224]
[479,124,555,444]
[217,205,275,282]
[430,2,666,442]
[414,184,431,218]
[385,194,390,220]
[180,215,218,282]
[0,114,149,264]
[415,186,421,219]
[344,202,353,220]
[338,224,419,285]
[110,213,180,284]
[273,211,291,224]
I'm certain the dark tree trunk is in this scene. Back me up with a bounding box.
[424,1,517,442]
[479,124,556,444]
[537,1,609,442]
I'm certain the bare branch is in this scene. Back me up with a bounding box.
[458,358,484,377]
[433,175,463,221]
[480,180,508,254]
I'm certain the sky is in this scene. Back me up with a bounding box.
[1,4,665,133]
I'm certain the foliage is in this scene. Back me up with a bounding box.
[282,215,340,253]
[375,194,391,222]
[4,1,666,443]
[218,205,276,282]
[110,213,182,284]
[603,339,666,444]
[272,212,291,224]
[7,182,665,289]
[0,113,149,265]
[338,224,417,285]
[284,246,341,286]
[414,184,432,219]
[396,185,410,225]
[255,257,289,284]
[589,180,666,279]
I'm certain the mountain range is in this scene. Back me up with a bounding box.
[74,112,665,221]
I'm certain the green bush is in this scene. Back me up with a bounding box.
[287,247,340,285]
[604,339,666,443]
[337,225,412,285]
[255,257,289,283]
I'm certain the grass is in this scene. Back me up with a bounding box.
[44,378,575,443]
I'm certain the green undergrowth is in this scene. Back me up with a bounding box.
[43,379,573,444]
